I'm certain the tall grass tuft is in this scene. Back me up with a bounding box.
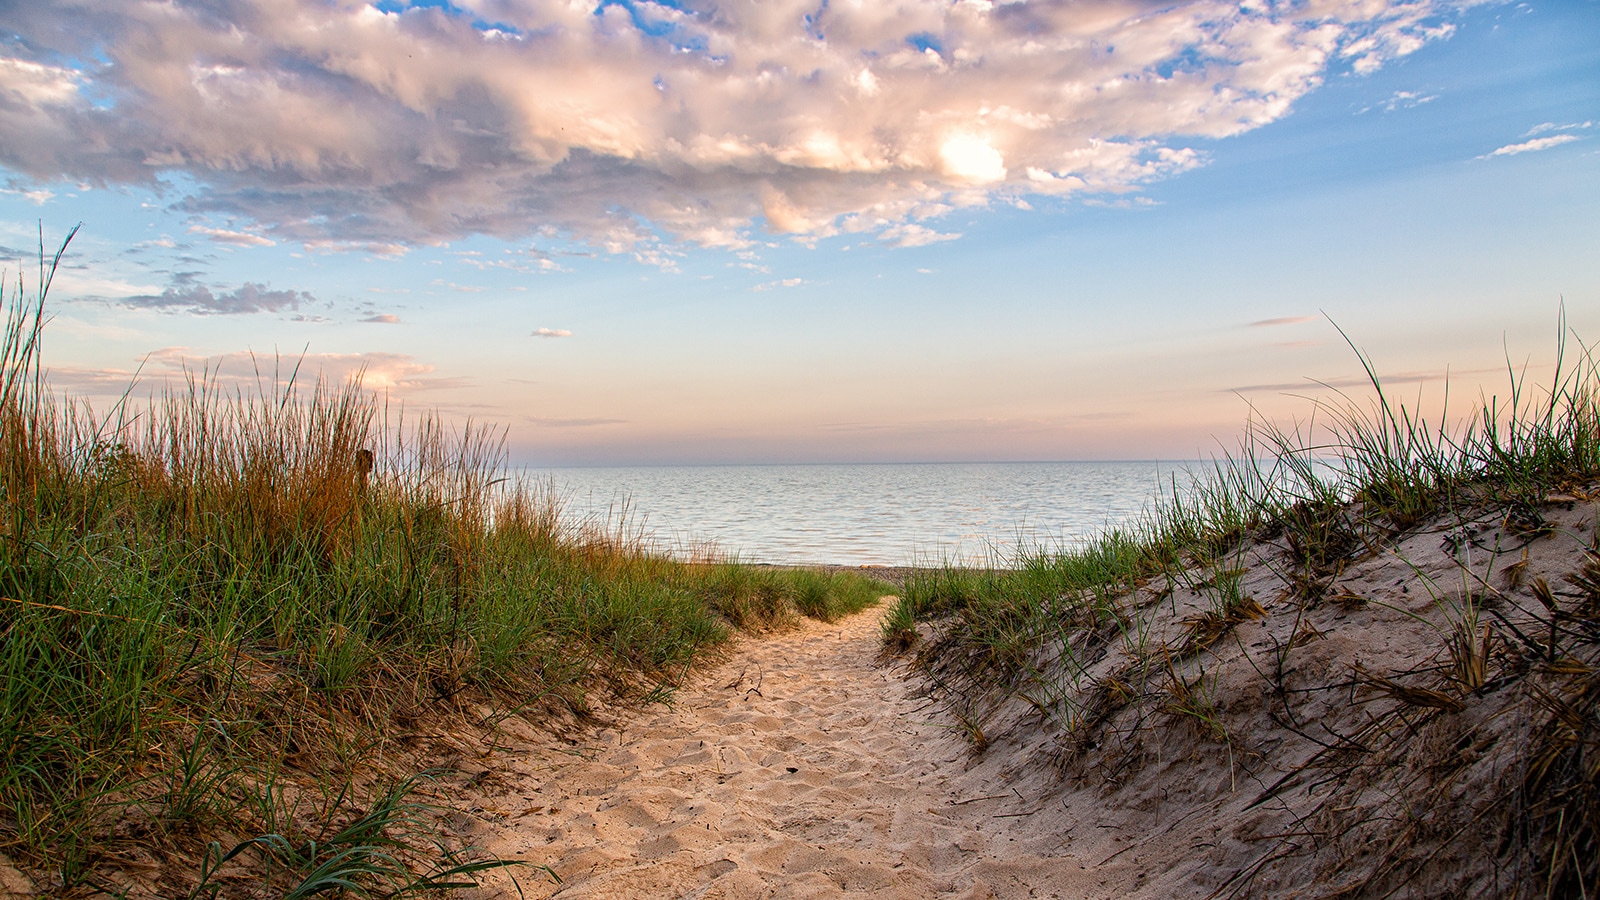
[0,232,891,894]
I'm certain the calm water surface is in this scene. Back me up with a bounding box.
[526,462,1196,567]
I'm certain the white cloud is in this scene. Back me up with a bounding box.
[0,186,54,205]
[939,134,1007,184]
[753,277,805,291]
[532,327,572,338]
[0,0,1469,253]
[1485,134,1581,158]
[456,249,567,274]
[1362,89,1438,113]
[1525,121,1595,137]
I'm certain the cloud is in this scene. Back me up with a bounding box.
[123,274,312,314]
[0,0,1468,253]
[532,327,572,338]
[1484,135,1581,158]
[878,223,961,248]
[816,411,1135,436]
[305,239,409,257]
[188,225,275,247]
[0,186,54,205]
[44,347,463,398]
[456,248,567,274]
[37,363,147,396]
[1525,121,1595,137]
[142,347,464,393]
[1227,366,1499,394]
[1249,316,1319,327]
[1360,89,1438,114]
[753,277,805,292]
[524,416,626,428]
[362,313,401,324]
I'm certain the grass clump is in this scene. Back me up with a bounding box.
[886,311,1600,896]
[0,232,890,895]
[183,775,540,900]
[784,567,884,621]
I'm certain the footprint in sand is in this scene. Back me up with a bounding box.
[453,608,1124,900]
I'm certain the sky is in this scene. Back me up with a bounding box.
[0,0,1596,466]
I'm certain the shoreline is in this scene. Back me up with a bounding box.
[749,562,976,588]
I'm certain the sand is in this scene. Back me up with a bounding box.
[441,608,1137,899]
[881,493,1600,898]
[418,490,1599,898]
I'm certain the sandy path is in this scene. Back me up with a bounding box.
[453,609,1123,899]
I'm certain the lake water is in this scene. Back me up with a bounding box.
[525,461,1198,567]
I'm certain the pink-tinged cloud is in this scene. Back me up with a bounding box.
[525,416,627,429]
[38,364,147,396]
[43,347,466,400]
[532,327,572,338]
[362,313,401,324]
[188,225,275,247]
[307,239,409,257]
[0,0,1468,253]
[1248,316,1319,327]
[142,347,466,394]
[1227,366,1501,394]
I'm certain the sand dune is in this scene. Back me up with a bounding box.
[438,490,1600,898]
[446,608,1137,899]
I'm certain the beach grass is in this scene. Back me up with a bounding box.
[885,312,1600,896]
[0,235,891,895]
[888,315,1600,663]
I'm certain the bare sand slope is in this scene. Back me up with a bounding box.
[450,609,1133,899]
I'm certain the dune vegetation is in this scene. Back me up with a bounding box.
[0,235,886,897]
[884,317,1600,896]
[10,230,1598,899]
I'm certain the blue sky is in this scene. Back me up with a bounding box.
[0,0,1596,464]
